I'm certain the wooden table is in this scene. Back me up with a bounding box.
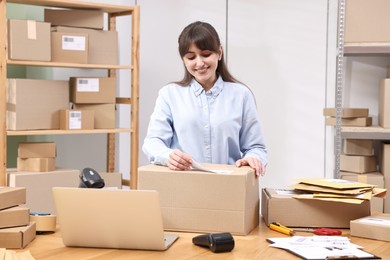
[18,220,390,259]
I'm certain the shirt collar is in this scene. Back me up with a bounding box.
[191,76,224,97]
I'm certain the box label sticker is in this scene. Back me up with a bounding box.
[69,111,82,129]
[27,20,37,40]
[77,78,99,92]
[62,36,86,51]
[359,217,390,227]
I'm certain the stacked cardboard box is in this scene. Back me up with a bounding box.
[323,108,372,127]
[0,187,36,249]
[381,143,390,213]
[350,213,390,242]
[17,142,56,172]
[70,77,116,129]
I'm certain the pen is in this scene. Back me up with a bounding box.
[269,222,295,236]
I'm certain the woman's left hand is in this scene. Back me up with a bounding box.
[235,158,265,177]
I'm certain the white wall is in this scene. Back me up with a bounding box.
[23,0,339,186]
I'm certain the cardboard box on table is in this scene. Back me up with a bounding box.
[7,19,51,61]
[340,171,384,213]
[0,187,26,210]
[0,222,36,249]
[6,78,69,130]
[350,214,390,242]
[0,206,30,229]
[44,9,104,30]
[261,188,370,228]
[7,169,122,215]
[138,164,259,235]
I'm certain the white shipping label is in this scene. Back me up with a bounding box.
[62,36,86,51]
[69,111,82,129]
[77,78,99,92]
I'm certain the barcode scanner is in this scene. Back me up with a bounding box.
[192,232,235,253]
[79,167,105,188]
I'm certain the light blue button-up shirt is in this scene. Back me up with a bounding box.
[142,76,267,166]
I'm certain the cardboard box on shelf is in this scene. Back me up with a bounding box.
[0,187,26,210]
[340,154,377,174]
[74,104,115,129]
[51,31,88,64]
[323,108,369,118]
[44,9,104,30]
[138,164,259,235]
[261,188,370,228]
[7,169,122,214]
[18,142,56,158]
[17,157,56,172]
[7,19,51,61]
[343,139,374,156]
[350,214,390,242]
[53,26,118,65]
[70,77,116,104]
[345,0,390,43]
[325,117,372,127]
[379,79,390,128]
[6,78,69,130]
[340,171,384,213]
[0,222,36,249]
[60,109,94,130]
[0,206,30,229]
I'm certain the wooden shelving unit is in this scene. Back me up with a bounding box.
[0,0,140,188]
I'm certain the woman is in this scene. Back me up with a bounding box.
[142,21,267,176]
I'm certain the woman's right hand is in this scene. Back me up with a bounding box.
[168,149,192,170]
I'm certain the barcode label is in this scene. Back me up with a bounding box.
[69,111,82,129]
[76,78,99,92]
[62,35,86,51]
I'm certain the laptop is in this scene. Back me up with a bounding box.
[52,187,179,250]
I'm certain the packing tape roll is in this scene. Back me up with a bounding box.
[30,214,57,232]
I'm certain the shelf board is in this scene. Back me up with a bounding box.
[7,0,135,14]
[7,128,132,136]
[7,59,131,69]
[341,126,390,139]
[344,43,390,55]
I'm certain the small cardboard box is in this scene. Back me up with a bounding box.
[0,187,26,210]
[18,142,56,158]
[44,9,104,29]
[325,117,372,127]
[138,164,259,235]
[261,188,370,228]
[70,77,116,104]
[323,108,369,118]
[53,26,118,65]
[343,139,374,156]
[340,154,377,173]
[74,104,115,129]
[0,222,36,249]
[6,78,69,130]
[379,79,390,128]
[345,0,390,43]
[0,206,30,229]
[17,157,56,172]
[7,19,51,61]
[7,169,122,214]
[51,31,88,64]
[60,109,94,130]
[350,214,390,242]
[340,171,384,213]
